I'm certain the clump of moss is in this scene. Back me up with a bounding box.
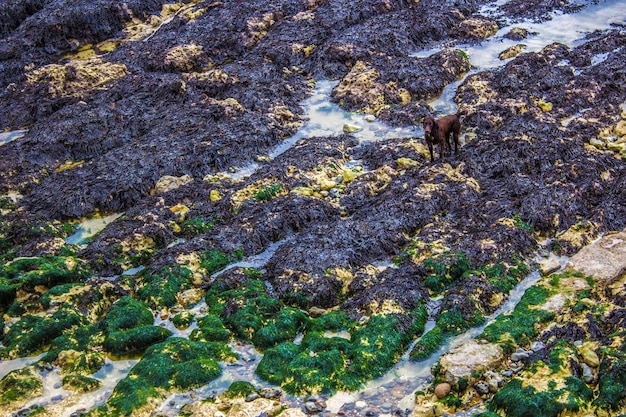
[489,377,592,417]
[257,310,424,395]
[0,255,91,312]
[200,248,244,275]
[1,305,87,359]
[0,366,42,405]
[62,374,101,393]
[204,279,282,341]
[40,283,85,309]
[411,326,444,361]
[252,307,308,350]
[172,312,194,329]
[178,217,213,236]
[98,296,170,355]
[136,265,194,309]
[104,325,172,355]
[94,337,233,415]
[422,252,471,294]
[224,381,257,399]
[253,184,283,201]
[593,354,626,412]
[42,324,101,364]
[189,314,232,342]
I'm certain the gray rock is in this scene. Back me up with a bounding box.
[581,363,595,383]
[474,382,490,395]
[511,348,532,362]
[531,341,546,352]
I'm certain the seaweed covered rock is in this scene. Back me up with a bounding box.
[89,337,235,416]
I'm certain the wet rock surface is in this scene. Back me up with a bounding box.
[1,0,626,416]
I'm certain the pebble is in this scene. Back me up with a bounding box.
[531,341,546,352]
[511,348,532,362]
[581,362,595,383]
[246,393,260,402]
[355,400,368,409]
[474,382,490,395]
[434,382,451,399]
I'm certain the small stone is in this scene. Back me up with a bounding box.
[396,157,419,170]
[531,341,546,352]
[308,306,326,318]
[365,114,376,122]
[343,123,362,133]
[355,401,367,409]
[590,138,606,149]
[510,348,532,362]
[210,189,222,202]
[474,382,490,395]
[499,44,525,60]
[502,370,513,378]
[215,412,226,417]
[246,393,260,402]
[581,362,595,383]
[434,383,451,399]
[579,344,600,368]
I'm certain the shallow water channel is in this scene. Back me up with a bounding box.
[2,1,626,415]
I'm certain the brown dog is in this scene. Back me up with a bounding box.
[421,112,462,162]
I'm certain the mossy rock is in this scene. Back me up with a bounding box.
[63,352,106,375]
[205,278,283,342]
[411,326,444,361]
[252,307,308,350]
[224,381,257,399]
[136,265,194,309]
[40,283,85,309]
[0,366,42,405]
[100,296,153,333]
[0,306,87,359]
[42,324,101,363]
[62,374,101,393]
[0,255,91,312]
[489,377,592,417]
[103,325,172,355]
[256,312,424,395]
[172,311,194,329]
[189,314,232,343]
[94,337,233,416]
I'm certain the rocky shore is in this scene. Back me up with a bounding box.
[1,0,625,416]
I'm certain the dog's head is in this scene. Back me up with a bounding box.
[422,115,436,135]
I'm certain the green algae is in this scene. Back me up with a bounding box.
[410,326,444,361]
[480,284,554,353]
[252,307,307,350]
[40,283,85,309]
[189,314,232,342]
[178,216,213,236]
[172,311,194,329]
[224,381,257,399]
[205,278,282,341]
[0,366,42,405]
[62,374,102,393]
[593,352,626,412]
[489,377,592,417]
[0,255,90,312]
[91,337,233,416]
[42,324,101,364]
[103,325,172,355]
[136,265,194,309]
[101,296,153,332]
[200,248,244,275]
[256,310,425,395]
[1,305,87,359]
[253,184,283,202]
[98,296,170,355]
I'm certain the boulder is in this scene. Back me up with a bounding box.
[566,229,626,283]
[439,340,503,384]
